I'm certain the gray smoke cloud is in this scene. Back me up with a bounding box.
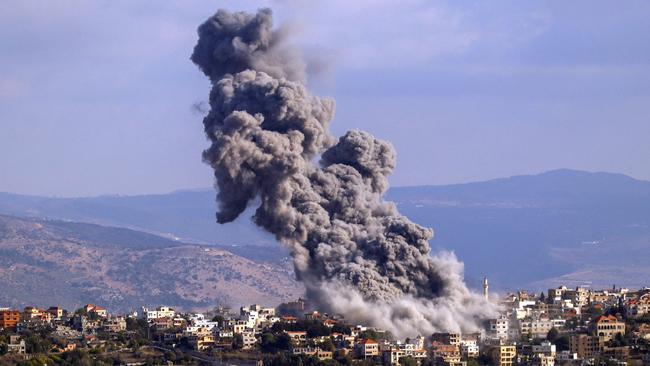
[192,8,497,338]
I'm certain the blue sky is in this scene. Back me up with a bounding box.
[1,0,649,196]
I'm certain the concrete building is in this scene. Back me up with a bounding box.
[83,304,107,318]
[593,315,625,342]
[626,293,650,318]
[241,330,257,349]
[293,347,333,360]
[491,345,516,366]
[356,339,379,358]
[432,332,461,346]
[7,335,26,355]
[143,306,175,320]
[570,334,601,359]
[532,341,556,358]
[47,306,64,320]
[0,310,21,330]
[490,316,509,340]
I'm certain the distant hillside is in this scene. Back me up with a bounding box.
[0,190,275,246]
[387,169,650,289]
[1,169,649,290]
[0,215,301,312]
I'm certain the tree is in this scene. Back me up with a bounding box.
[555,335,570,351]
[211,315,225,326]
[320,337,335,352]
[610,332,628,347]
[232,333,244,350]
[331,322,352,335]
[400,356,418,366]
[547,327,559,343]
[477,353,492,365]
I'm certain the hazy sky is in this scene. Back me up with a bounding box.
[1,0,649,197]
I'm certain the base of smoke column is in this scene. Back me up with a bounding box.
[304,279,499,339]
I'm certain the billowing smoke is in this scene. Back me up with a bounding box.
[192,8,497,338]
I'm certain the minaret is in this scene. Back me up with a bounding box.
[483,276,489,300]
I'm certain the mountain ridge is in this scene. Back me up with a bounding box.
[1,169,649,290]
[0,214,301,312]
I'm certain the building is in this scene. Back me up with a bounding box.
[241,330,257,349]
[293,347,333,360]
[432,342,461,365]
[143,306,175,320]
[432,332,461,346]
[484,277,489,300]
[593,315,625,342]
[532,341,556,358]
[570,334,601,359]
[83,304,108,318]
[602,345,630,361]
[284,331,307,344]
[461,343,479,358]
[491,345,516,366]
[565,287,589,307]
[556,351,578,362]
[7,335,26,355]
[626,293,650,318]
[520,317,554,338]
[535,355,555,366]
[548,286,568,303]
[356,339,379,358]
[490,316,509,340]
[22,306,49,321]
[103,317,127,332]
[188,328,215,350]
[0,310,21,330]
[47,306,64,320]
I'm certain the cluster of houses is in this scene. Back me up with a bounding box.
[479,285,650,366]
[1,285,650,365]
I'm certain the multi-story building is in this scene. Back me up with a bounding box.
[284,331,307,344]
[461,343,479,358]
[7,335,26,355]
[188,329,215,351]
[432,332,461,345]
[47,306,64,320]
[492,345,516,366]
[241,330,257,349]
[548,286,568,303]
[532,341,556,358]
[565,287,589,307]
[356,339,379,358]
[536,355,555,366]
[103,317,127,332]
[593,315,625,342]
[570,334,601,359]
[626,293,650,318]
[22,306,50,321]
[83,304,108,318]
[143,306,175,320]
[0,310,21,330]
[432,342,461,365]
[490,316,509,340]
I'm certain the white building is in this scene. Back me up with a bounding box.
[490,316,509,341]
[143,306,175,320]
[241,330,258,349]
[532,341,556,357]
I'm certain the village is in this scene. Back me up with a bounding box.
[1,282,650,366]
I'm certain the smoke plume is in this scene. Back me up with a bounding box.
[192,8,496,338]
